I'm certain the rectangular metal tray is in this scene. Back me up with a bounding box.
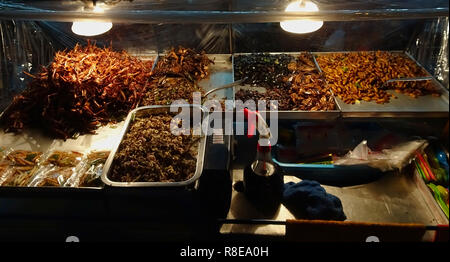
[199,54,234,102]
[232,52,341,120]
[101,104,207,188]
[153,53,234,105]
[312,51,449,118]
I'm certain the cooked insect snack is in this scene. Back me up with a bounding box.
[141,76,203,106]
[0,164,6,174]
[289,53,336,111]
[6,150,42,166]
[86,151,110,163]
[153,46,213,81]
[234,52,336,111]
[0,164,11,184]
[44,151,84,167]
[0,150,42,186]
[73,151,110,187]
[234,53,293,90]
[316,51,441,104]
[0,165,39,187]
[0,147,9,166]
[30,151,83,187]
[34,167,77,187]
[1,42,154,139]
[110,113,198,183]
[235,89,292,110]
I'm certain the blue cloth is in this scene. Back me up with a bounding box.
[283,180,346,221]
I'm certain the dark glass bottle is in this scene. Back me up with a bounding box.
[243,144,283,216]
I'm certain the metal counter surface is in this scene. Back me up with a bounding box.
[221,169,447,241]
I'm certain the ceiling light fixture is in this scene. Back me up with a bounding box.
[280,1,324,34]
[71,4,112,36]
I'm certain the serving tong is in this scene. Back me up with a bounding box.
[379,76,433,90]
[202,78,247,99]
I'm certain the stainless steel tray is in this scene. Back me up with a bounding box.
[232,52,341,120]
[154,53,234,105]
[313,51,449,118]
[199,54,234,102]
[101,104,207,188]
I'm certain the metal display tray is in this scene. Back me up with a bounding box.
[199,54,234,102]
[232,52,341,120]
[312,51,449,118]
[101,104,207,188]
[4,51,446,122]
[153,53,234,103]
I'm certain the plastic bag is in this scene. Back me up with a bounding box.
[65,150,110,187]
[0,166,13,185]
[4,149,42,166]
[1,165,40,186]
[0,147,5,160]
[30,166,73,187]
[0,149,42,186]
[0,146,14,165]
[333,139,428,172]
[28,145,85,187]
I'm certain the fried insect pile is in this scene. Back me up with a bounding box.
[234,53,293,90]
[234,53,336,111]
[2,43,153,139]
[141,76,202,106]
[153,46,213,82]
[289,53,336,111]
[316,51,441,104]
[110,113,198,183]
[141,46,213,106]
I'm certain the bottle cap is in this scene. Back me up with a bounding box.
[257,143,271,153]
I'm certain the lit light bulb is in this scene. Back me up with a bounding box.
[71,6,112,36]
[280,1,323,34]
[72,21,112,36]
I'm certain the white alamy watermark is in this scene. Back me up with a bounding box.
[170,92,279,146]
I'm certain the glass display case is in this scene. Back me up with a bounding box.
[0,0,448,243]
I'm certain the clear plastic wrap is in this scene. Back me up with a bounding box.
[407,16,449,89]
[0,143,108,187]
[0,20,57,111]
[0,0,448,111]
[28,143,85,187]
[0,137,47,187]
[232,20,426,52]
[0,166,13,185]
[2,0,448,13]
[0,146,13,184]
[65,150,110,187]
[0,146,8,161]
[0,149,43,186]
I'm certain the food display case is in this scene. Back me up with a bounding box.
[0,0,448,243]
